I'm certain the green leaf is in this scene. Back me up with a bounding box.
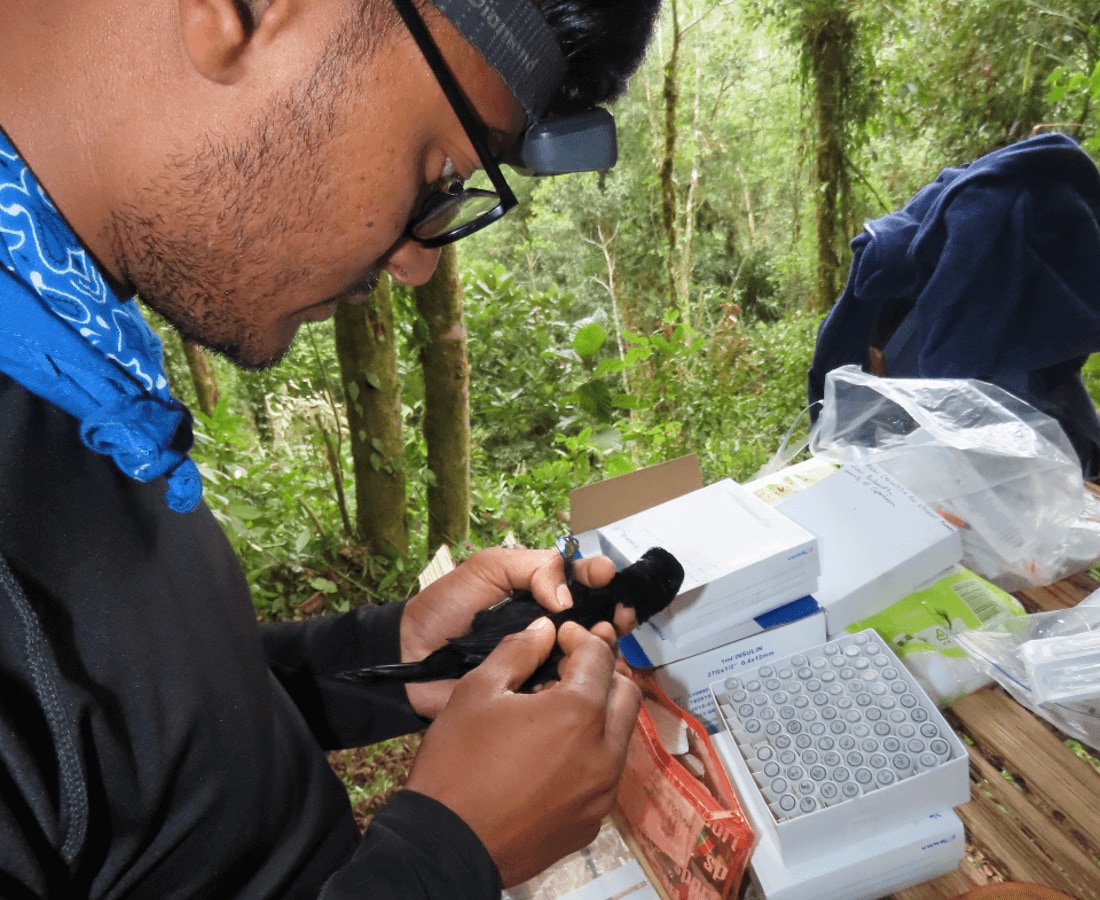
[294,529,311,554]
[226,502,264,520]
[590,426,623,453]
[576,379,614,422]
[572,323,608,360]
[347,381,360,402]
[310,577,338,594]
[605,454,635,478]
[594,357,626,376]
[612,393,647,410]
[365,371,382,390]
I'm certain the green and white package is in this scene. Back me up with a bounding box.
[846,564,1025,706]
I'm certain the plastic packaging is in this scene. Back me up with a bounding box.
[809,365,1100,591]
[846,564,1025,707]
[953,590,1100,751]
[1021,630,1100,705]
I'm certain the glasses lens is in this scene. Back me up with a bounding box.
[410,187,502,242]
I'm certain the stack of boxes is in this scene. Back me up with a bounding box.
[573,455,972,899]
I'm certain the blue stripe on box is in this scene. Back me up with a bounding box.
[620,633,653,667]
[619,595,821,669]
[755,594,821,628]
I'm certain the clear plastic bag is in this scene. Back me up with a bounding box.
[954,591,1100,751]
[809,365,1100,591]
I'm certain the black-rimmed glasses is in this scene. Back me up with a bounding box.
[391,0,519,248]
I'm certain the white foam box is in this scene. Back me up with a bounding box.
[622,600,826,735]
[596,480,819,665]
[571,456,821,666]
[715,727,965,900]
[709,630,969,865]
[748,811,965,900]
[776,463,962,637]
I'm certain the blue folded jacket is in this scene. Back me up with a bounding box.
[809,133,1100,476]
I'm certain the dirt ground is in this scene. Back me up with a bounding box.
[328,733,422,830]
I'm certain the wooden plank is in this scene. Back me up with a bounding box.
[957,779,1071,896]
[944,687,1100,899]
[1014,569,1098,614]
[897,507,1100,898]
[950,688,1100,851]
[959,746,1100,899]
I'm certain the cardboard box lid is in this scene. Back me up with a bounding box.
[570,454,703,534]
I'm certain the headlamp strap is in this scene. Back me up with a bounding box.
[431,0,566,118]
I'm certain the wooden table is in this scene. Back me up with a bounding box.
[893,569,1100,900]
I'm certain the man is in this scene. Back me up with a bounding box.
[0,0,659,896]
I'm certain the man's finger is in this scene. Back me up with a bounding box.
[604,671,643,754]
[572,556,616,589]
[612,603,638,636]
[552,623,641,765]
[552,621,617,695]
[527,552,615,613]
[480,547,573,612]
[471,616,557,693]
[589,620,618,653]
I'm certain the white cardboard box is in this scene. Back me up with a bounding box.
[622,603,826,735]
[710,630,969,865]
[596,479,819,665]
[776,463,962,637]
[714,731,965,900]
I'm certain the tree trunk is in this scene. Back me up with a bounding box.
[802,4,857,314]
[414,244,470,552]
[659,0,682,311]
[334,276,408,559]
[181,339,219,417]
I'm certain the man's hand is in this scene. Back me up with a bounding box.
[404,616,642,887]
[401,547,634,719]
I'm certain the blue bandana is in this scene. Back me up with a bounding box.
[0,131,201,513]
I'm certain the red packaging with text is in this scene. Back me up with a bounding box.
[615,672,755,899]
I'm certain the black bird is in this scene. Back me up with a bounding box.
[338,545,684,691]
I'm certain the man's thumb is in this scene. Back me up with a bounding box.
[478,617,556,692]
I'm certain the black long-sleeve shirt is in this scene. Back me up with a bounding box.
[0,374,500,898]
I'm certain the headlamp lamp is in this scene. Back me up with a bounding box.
[430,0,619,176]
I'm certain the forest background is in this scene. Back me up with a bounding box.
[157,0,1100,619]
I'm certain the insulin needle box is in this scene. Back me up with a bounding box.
[570,456,820,666]
[709,629,969,865]
[595,479,819,665]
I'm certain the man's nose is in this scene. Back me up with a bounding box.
[382,238,443,286]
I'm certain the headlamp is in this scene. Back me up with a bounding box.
[504,108,618,176]
[431,0,619,177]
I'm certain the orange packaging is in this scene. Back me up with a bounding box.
[615,671,756,899]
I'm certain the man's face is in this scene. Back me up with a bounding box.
[109,5,523,369]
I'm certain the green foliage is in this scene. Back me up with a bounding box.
[159,0,1100,616]
[462,256,821,549]
[1046,51,1100,150]
[1082,353,1100,406]
[190,396,347,618]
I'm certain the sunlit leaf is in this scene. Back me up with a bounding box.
[572,323,608,359]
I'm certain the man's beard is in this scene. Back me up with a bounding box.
[104,16,370,370]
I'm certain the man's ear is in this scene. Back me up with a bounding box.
[178,0,287,85]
